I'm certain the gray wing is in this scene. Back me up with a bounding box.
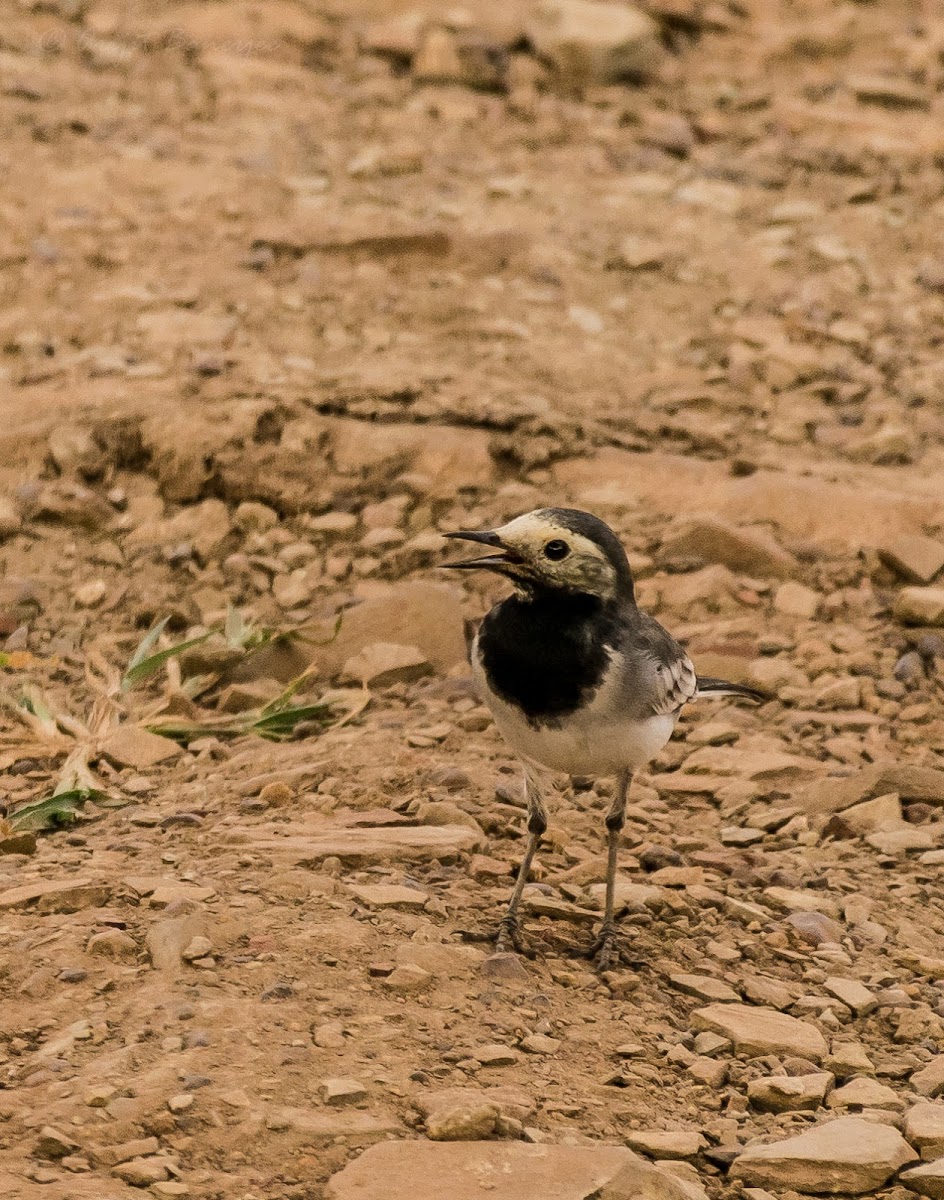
[615,611,697,717]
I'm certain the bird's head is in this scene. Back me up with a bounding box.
[443,507,634,603]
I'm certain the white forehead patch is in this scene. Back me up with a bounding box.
[494,511,559,543]
[495,511,615,586]
[494,511,602,557]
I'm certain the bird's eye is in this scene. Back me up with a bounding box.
[544,539,570,561]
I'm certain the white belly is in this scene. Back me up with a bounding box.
[473,656,676,777]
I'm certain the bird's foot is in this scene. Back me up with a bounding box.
[586,921,629,972]
[494,914,534,958]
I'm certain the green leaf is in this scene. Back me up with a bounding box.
[123,617,171,686]
[7,789,104,833]
[259,677,307,717]
[250,703,331,738]
[146,700,332,744]
[122,625,215,692]
[145,714,245,742]
[55,754,101,796]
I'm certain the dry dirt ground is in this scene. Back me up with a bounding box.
[3,1,944,1198]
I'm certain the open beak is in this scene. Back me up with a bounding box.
[441,529,523,571]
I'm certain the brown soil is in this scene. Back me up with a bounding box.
[2,2,944,1198]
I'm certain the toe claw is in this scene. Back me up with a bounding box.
[587,922,628,971]
[495,916,533,958]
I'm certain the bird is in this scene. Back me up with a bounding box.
[443,506,766,970]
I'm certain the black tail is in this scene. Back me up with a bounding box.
[696,676,768,704]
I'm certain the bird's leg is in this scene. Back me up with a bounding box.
[589,770,631,971]
[495,769,547,956]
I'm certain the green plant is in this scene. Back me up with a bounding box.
[1,608,360,836]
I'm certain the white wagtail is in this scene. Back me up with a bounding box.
[444,507,766,970]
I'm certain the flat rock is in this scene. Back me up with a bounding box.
[476,1045,520,1068]
[0,829,36,856]
[93,1137,160,1167]
[395,943,484,978]
[521,1034,561,1055]
[743,975,802,1011]
[587,878,664,912]
[895,587,944,627]
[784,910,845,946]
[264,1107,402,1144]
[900,953,944,979]
[721,826,765,846]
[652,565,737,610]
[124,875,185,897]
[382,964,432,993]
[624,1130,706,1160]
[0,878,110,913]
[816,677,862,710]
[902,1157,944,1199]
[339,641,432,687]
[316,582,467,676]
[669,974,740,1004]
[480,952,530,983]
[686,884,768,925]
[425,1101,498,1141]
[828,1077,903,1111]
[661,516,797,579]
[823,977,877,1016]
[416,1086,534,1125]
[800,765,944,815]
[34,1127,81,1160]
[326,1141,707,1200]
[841,792,905,835]
[851,73,929,109]
[111,1157,169,1186]
[611,236,666,271]
[99,726,182,770]
[523,893,598,923]
[907,1102,944,1160]
[149,883,216,907]
[181,935,212,960]
[748,1073,833,1113]
[692,1004,827,1061]
[555,449,944,547]
[241,823,485,865]
[730,1116,916,1193]
[146,914,209,973]
[747,656,809,693]
[774,581,821,619]
[866,827,934,855]
[684,747,821,781]
[826,1042,876,1078]
[322,1078,368,1107]
[527,0,662,85]
[87,929,137,959]
[126,497,231,560]
[655,772,732,796]
[348,884,428,910]
[764,888,840,918]
[648,866,705,887]
[912,1058,944,1097]
[144,1,329,48]
[879,536,944,585]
